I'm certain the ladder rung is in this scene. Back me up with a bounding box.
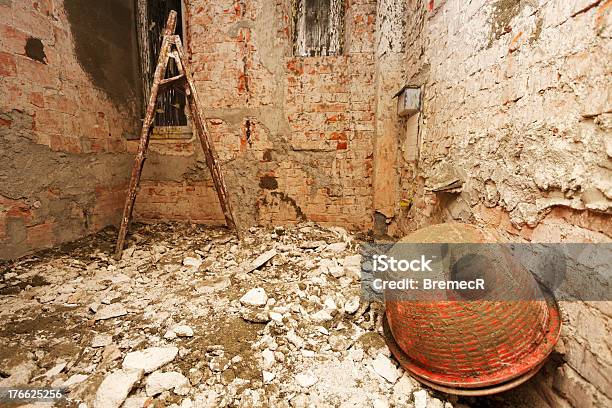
[158,74,186,91]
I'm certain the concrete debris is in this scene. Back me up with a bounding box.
[93,303,127,320]
[372,354,400,384]
[122,347,178,373]
[145,371,190,396]
[183,256,203,269]
[261,348,275,369]
[92,334,113,348]
[295,372,318,388]
[344,296,360,314]
[0,223,458,407]
[373,397,390,408]
[93,368,143,408]
[326,242,348,253]
[262,370,275,383]
[173,325,194,337]
[195,276,231,294]
[44,362,67,378]
[414,389,428,408]
[62,374,88,388]
[242,249,277,273]
[239,287,268,306]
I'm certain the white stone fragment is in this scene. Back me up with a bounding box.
[344,296,360,314]
[372,354,399,384]
[92,334,113,348]
[413,389,428,408]
[145,371,190,396]
[93,368,143,408]
[326,242,347,253]
[239,288,268,306]
[183,257,203,269]
[295,372,318,388]
[174,325,194,337]
[372,397,390,408]
[261,348,275,369]
[45,362,66,378]
[328,264,345,278]
[122,347,178,373]
[94,303,127,320]
[269,311,283,323]
[62,374,88,388]
[262,370,275,383]
[244,249,277,272]
[343,254,362,281]
[393,374,415,397]
[311,309,333,322]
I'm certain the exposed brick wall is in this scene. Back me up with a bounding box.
[0,0,139,259]
[133,0,377,231]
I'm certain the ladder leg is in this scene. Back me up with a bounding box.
[173,39,240,236]
[115,18,177,259]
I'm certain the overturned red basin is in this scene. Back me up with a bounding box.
[382,223,561,395]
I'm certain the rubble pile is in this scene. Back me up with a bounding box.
[0,223,464,408]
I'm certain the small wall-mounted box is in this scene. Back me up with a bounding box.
[394,85,421,118]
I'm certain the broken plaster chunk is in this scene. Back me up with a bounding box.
[92,334,113,348]
[413,389,428,408]
[326,242,347,253]
[261,348,275,370]
[62,374,89,389]
[372,354,399,384]
[263,370,275,383]
[145,371,190,396]
[173,325,194,337]
[183,257,203,269]
[93,368,144,408]
[286,330,305,349]
[344,296,360,314]
[311,309,333,322]
[240,287,268,306]
[295,372,318,388]
[243,249,277,273]
[195,276,231,294]
[122,347,178,373]
[94,303,127,321]
[44,362,67,378]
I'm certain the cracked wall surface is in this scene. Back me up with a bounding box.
[133,0,377,231]
[392,1,612,407]
[0,0,141,258]
[394,0,612,239]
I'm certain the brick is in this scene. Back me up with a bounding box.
[25,221,55,247]
[0,51,17,77]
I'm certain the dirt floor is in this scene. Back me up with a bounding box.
[0,222,526,408]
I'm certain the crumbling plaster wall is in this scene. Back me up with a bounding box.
[392,1,612,407]
[394,0,612,241]
[0,0,141,259]
[133,0,378,231]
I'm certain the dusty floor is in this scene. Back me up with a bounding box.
[0,223,525,408]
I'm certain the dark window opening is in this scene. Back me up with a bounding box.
[143,0,187,128]
[294,0,344,57]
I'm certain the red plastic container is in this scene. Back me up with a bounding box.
[382,223,561,395]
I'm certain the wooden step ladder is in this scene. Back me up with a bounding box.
[115,10,239,259]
